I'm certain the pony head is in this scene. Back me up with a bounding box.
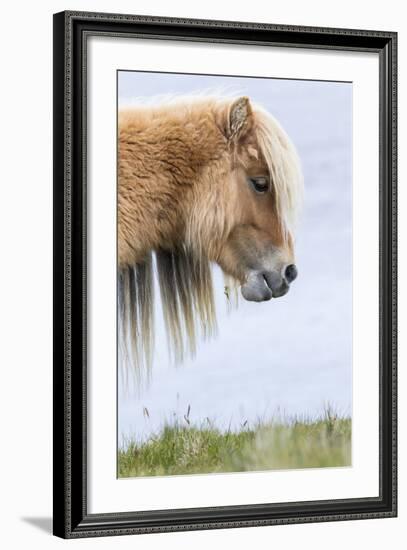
[118,95,303,375]
[183,96,303,302]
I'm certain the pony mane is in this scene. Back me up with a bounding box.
[118,248,217,386]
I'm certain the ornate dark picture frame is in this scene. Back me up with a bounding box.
[53,10,397,539]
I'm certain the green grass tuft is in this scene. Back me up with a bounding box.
[118,411,351,478]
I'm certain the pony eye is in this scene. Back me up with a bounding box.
[249,177,269,194]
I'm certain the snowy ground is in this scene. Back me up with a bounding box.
[118,72,353,443]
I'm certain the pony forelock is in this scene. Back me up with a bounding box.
[253,106,303,239]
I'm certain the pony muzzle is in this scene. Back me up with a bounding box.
[241,266,296,302]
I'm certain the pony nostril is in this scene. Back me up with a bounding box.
[285,264,298,283]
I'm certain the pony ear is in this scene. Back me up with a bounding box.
[226,97,253,140]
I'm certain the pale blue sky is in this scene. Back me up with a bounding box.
[118,71,353,442]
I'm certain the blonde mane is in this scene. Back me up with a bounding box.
[119,249,216,386]
[118,95,303,384]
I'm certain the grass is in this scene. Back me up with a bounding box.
[118,409,351,478]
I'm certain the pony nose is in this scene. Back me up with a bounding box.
[284,264,298,283]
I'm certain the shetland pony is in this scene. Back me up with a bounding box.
[118,95,303,381]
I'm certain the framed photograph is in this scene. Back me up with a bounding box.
[53,10,397,538]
